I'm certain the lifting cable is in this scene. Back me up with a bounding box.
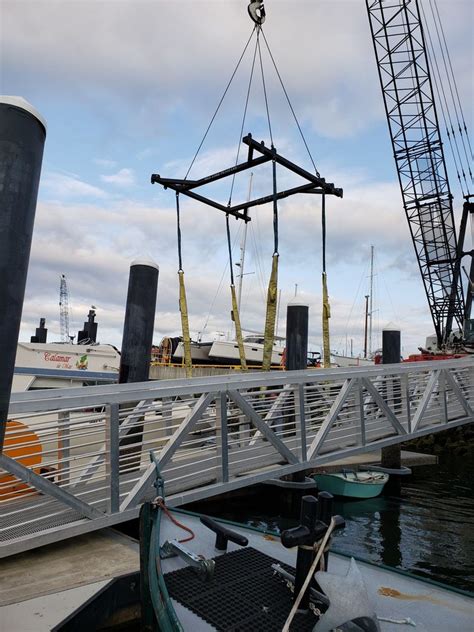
[262,155,279,371]
[176,2,321,374]
[175,193,193,377]
[226,214,248,370]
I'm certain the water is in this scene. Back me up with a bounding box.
[187,457,474,594]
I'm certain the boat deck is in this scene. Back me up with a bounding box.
[1,511,472,631]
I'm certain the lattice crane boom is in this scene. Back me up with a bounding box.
[59,274,71,343]
[366,0,466,348]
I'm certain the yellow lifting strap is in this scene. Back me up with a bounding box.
[262,253,279,371]
[178,270,193,378]
[322,271,331,368]
[230,284,248,371]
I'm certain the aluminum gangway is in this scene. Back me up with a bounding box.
[1,359,474,557]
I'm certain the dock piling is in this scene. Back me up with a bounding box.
[0,97,46,451]
[381,324,402,472]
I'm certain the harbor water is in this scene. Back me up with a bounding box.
[187,457,474,594]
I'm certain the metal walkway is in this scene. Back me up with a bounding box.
[1,359,473,557]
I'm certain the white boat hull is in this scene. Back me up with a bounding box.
[12,342,121,392]
[208,340,283,366]
[330,353,373,368]
[172,341,213,364]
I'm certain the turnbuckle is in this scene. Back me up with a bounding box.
[160,539,215,581]
[248,1,266,26]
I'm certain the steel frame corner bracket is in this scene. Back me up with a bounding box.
[151,133,343,221]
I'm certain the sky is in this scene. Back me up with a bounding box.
[1,0,473,357]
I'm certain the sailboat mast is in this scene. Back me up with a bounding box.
[237,173,253,312]
[368,245,374,356]
[364,294,369,358]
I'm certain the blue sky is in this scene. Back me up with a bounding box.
[2,0,473,356]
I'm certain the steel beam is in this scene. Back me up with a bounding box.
[119,392,216,510]
[0,454,102,520]
[228,390,298,464]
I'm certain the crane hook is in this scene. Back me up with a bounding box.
[248,0,266,26]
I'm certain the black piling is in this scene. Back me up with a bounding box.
[285,301,309,484]
[78,309,98,343]
[0,97,46,450]
[381,324,402,474]
[119,260,159,471]
[31,318,47,343]
[285,301,309,371]
[119,260,159,385]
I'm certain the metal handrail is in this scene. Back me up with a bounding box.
[1,358,473,557]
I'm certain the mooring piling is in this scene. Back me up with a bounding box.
[0,97,46,451]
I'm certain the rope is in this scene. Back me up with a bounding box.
[226,213,236,287]
[257,28,274,147]
[178,271,193,378]
[282,517,337,632]
[321,192,326,274]
[228,37,259,206]
[430,0,473,167]
[175,193,192,377]
[154,498,195,543]
[272,157,279,255]
[184,26,256,180]
[322,271,331,369]
[321,194,331,368]
[421,2,471,195]
[260,28,320,177]
[262,253,279,371]
[176,193,183,272]
[262,146,279,372]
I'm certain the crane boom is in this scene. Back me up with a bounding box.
[366,0,465,348]
[59,274,71,343]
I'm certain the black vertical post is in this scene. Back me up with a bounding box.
[285,301,309,371]
[293,495,318,610]
[286,301,309,483]
[316,491,333,572]
[119,260,158,471]
[0,97,46,451]
[31,318,47,343]
[381,324,402,471]
[119,260,159,384]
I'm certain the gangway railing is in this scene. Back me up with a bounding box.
[1,359,473,557]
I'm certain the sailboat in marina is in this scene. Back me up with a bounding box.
[331,246,377,368]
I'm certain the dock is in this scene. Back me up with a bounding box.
[1,359,472,557]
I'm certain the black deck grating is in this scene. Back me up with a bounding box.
[165,546,317,631]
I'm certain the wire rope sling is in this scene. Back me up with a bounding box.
[150,0,343,377]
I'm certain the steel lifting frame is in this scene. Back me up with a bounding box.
[151,133,343,221]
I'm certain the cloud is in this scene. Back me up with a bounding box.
[41,171,108,200]
[94,158,117,168]
[3,1,470,141]
[100,168,136,187]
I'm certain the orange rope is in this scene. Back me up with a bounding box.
[155,499,195,543]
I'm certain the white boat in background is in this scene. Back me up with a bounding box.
[12,341,121,392]
[330,352,373,368]
[209,334,284,366]
[172,340,214,364]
